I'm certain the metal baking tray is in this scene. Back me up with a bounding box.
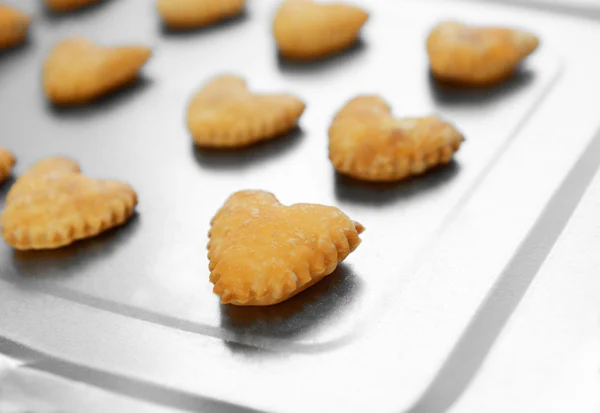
[1,0,600,412]
[454,0,600,20]
[449,161,600,413]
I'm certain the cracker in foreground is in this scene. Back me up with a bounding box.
[0,148,15,183]
[273,0,368,60]
[0,4,31,50]
[187,75,305,148]
[44,0,103,12]
[157,0,246,29]
[43,37,152,105]
[1,157,137,250]
[427,21,539,86]
[329,95,464,182]
[208,190,364,306]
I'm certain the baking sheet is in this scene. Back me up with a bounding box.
[2,1,600,412]
[449,135,600,413]
[450,0,600,20]
[0,350,185,413]
[0,0,559,350]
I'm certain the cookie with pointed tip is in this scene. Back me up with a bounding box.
[44,0,103,13]
[208,190,364,306]
[157,0,246,29]
[329,95,464,182]
[1,157,137,250]
[187,75,305,148]
[43,37,152,105]
[427,21,539,86]
[273,0,368,60]
[0,148,15,183]
[0,4,31,50]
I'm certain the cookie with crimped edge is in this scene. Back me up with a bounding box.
[1,157,137,250]
[427,21,539,86]
[329,95,464,182]
[157,0,246,29]
[43,37,152,105]
[208,190,364,306]
[44,0,103,13]
[0,148,15,183]
[187,75,305,148]
[273,0,368,60]
[0,4,31,50]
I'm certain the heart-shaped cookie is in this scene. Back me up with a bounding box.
[157,0,246,29]
[273,0,368,60]
[1,157,137,250]
[43,37,152,105]
[187,75,305,148]
[208,190,364,306]
[45,0,104,12]
[427,21,539,85]
[0,4,31,50]
[0,148,15,183]
[329,95,464,181]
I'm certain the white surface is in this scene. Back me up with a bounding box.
[452,162,600,413]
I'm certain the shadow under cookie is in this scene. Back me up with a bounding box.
[42,0,116,20]
[334,160,461,206]
[6,213,140,281]
[45,76,153,119]
[428,67,536,107]
[0,37,31,62]
[219,263,363,342]
[159,7,249,38]
[276,38,367,75]
[0,176,15,201]
[191,127,305,170]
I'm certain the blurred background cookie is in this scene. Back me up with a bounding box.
[329,95,464,181]
[273,0,368,60]
[43,37,152,105]
[0,4,31,50]
[157,0,246,29]
[427,21,539,86]
[187,74,305,148]
[0,147,15,183]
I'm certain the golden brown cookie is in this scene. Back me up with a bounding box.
[329,95,464,181]
[0,4,31,50]
[187,75,305,148]
[273,0,368,60]
[44,0,103,13]
[0,148,15,183]
[427,21,539,86]
[43,37,152,105]
[1,157,137,250]
[157,0,246,29]
[208,190,364,306]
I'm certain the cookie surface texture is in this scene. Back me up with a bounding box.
[0,148,15,183]
[43,37,152,105]
[157,0,246,29]
[1,157,137,250]
[208,190,364,306]
[273,0,368,60]
[0,4,31,50]
[427,21,539,85]
[187,75,305,148]
[329,95,464,181]
[44,0,104,12]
